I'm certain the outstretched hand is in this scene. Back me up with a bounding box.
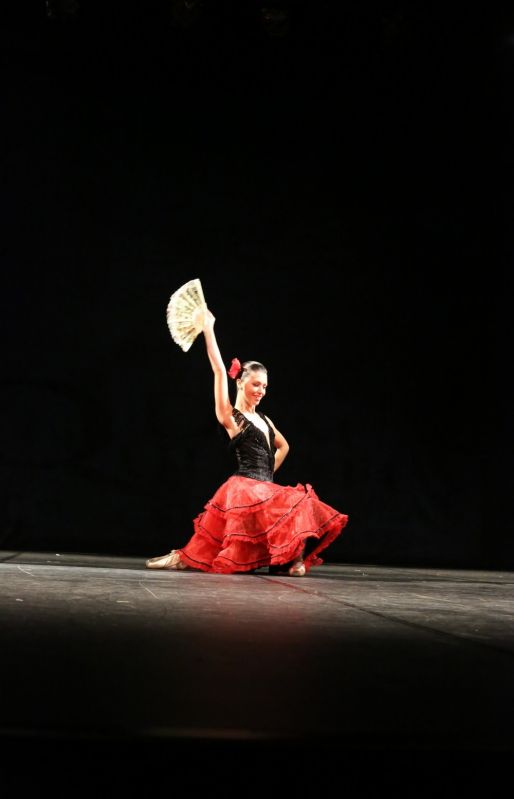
[202,307,216,332]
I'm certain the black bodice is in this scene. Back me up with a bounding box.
[228,408,276,482]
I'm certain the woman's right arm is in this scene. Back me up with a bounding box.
[202,308,234,429]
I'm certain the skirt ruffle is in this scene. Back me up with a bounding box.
[177,475,349,574]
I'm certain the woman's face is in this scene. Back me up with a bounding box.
[240,369,267,406]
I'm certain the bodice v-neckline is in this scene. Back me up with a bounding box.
[238,410,271,451]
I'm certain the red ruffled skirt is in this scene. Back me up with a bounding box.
[177,475,349,574]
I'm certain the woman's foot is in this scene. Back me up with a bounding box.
[145,550,188,570]
[269,549,306,577]
[288,557,306,577]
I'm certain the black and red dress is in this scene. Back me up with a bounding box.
[177,409,349,574]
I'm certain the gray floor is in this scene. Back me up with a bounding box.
[1,551,513,792]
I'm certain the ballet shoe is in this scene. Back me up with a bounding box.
[288,559,306,577]
[269,549,306,577]
[145,550,188,570]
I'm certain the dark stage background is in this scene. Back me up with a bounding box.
[1,3,510,568]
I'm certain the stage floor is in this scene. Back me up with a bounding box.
[1,551,513,788]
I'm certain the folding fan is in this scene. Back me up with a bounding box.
[166,278,207,352]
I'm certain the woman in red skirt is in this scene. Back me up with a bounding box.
[146,307,348,576]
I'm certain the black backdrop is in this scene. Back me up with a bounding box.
[1,2,511,568]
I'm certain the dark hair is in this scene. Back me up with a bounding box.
[237,361,267,381]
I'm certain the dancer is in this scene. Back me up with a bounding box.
[146,307,348,576]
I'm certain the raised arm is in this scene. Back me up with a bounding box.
[202,308,234,429]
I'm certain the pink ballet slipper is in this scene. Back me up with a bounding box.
[145,550,188,570]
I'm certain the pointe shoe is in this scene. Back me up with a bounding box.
[145,550,188,570]
[288,558,306,577]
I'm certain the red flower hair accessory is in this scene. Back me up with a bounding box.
[227,357,241,379]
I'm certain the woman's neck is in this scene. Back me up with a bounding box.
[236,400,258,415]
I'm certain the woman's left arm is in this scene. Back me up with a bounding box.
[266,417,290,472]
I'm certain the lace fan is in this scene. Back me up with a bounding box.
[166,278,207,352]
